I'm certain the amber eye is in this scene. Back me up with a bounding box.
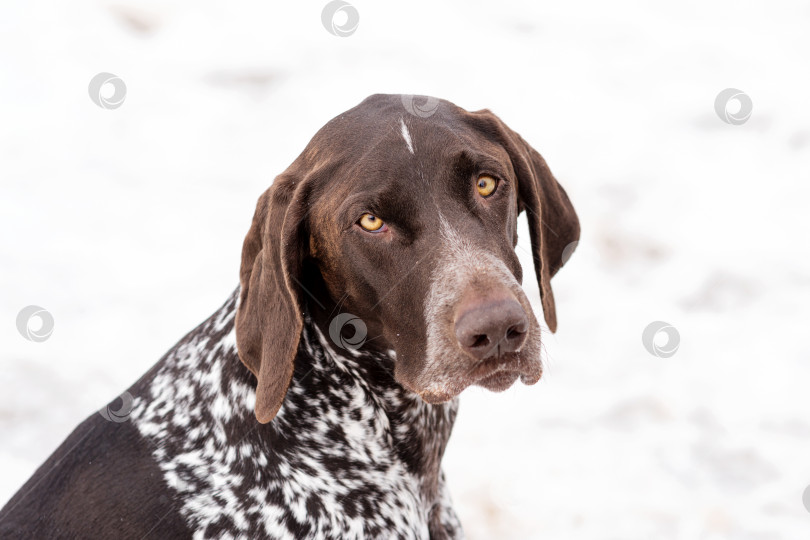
[359,213,385,232]
[476,175,498,198]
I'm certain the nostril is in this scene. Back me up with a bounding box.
[470,334,490,348]
[454,296,528,359]
[506,325,525,340]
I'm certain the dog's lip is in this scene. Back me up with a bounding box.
[467,352,539,382]
[414,352,543,404]
[416,363,541,404]
[476,370,521,390]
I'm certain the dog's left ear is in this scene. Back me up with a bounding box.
[467,110,581,332]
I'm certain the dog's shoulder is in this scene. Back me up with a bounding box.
[0,406,190,539]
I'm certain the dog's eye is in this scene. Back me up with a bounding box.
[358,213,385,232]
[476,175,498,198]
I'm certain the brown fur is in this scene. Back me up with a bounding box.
[235,94,580,423]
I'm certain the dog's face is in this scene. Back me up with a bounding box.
[236,95,580,423]
[308,112,542,403]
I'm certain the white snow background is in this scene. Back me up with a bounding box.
[2,0,810,538]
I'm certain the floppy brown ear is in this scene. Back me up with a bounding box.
[515,138,580,332]
[468,110,580,332]
[235,176,307,423]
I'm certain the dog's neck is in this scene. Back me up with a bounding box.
[208,286,459,501]
[271,305,458,500]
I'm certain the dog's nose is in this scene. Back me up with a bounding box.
[454,297,528,360]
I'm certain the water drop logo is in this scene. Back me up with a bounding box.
[561,240,579,266]
[88,72,127,109]
[321,1,359,37]
[401,94,440,118]
[98,392,134,423]
[642,321,680,358]
[16,305,54,342]
[714,88,752,125]
[329,313,367,351]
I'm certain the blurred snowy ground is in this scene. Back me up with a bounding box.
[2,0,810,538]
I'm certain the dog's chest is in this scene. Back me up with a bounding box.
[129,297,459,539]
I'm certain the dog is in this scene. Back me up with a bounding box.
[0,94,579,539]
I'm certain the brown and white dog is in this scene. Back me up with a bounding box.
[0,94,579,539]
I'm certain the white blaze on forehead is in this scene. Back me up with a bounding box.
[399,117,414,155]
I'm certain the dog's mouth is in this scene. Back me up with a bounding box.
[476,370,522,391]
[470,352,543,390]
[416,351,543,404]
[408,272,545,405]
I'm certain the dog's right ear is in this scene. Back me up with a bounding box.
[236,175,307,424]
[463,108,580,333]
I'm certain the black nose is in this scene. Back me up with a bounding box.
[454,297,528,360]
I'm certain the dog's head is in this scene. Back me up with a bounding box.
[236,94,580,423]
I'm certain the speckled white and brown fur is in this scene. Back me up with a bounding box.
[0,94,580,540]
[130,289,462,539]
